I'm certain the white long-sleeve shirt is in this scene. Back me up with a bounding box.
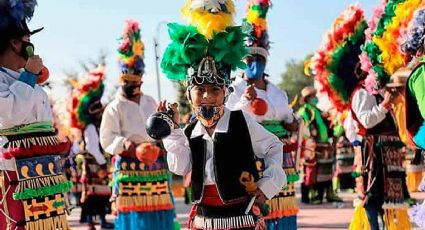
[100,92,157,155]
[163,108,286,199]
[84,124,106,165]
[227,77,294,123]
[351,88,388,129]
[0,67,53,171]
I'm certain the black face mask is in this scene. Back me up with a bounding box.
[19,41,34,60]
[199,106,216,119]
[122,84,140,98]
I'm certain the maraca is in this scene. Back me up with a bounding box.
[146,109,176,140]
[26,46,49,84]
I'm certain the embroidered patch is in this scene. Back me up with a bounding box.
[117,181,173,212]
[385,178,403,200]
[15,155,63,181]
[22,193,66,222]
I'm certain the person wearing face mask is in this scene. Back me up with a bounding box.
[70,67,114,230]
[297,87,341,205]
[99,20,176,230]
[0,1,73,230]
[159,1,286,229]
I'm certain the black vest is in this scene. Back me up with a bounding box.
[184,110,259,203]
[366,94,398,136]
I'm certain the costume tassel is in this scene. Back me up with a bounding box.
[406,165,423,192]
[26,214,69,230]
[349,205,370,230]
[383,208,412,230]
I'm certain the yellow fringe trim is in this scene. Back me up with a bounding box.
[266,196,298,214]
[25,214,69,230]
[406,171,423,192]
[383,208,412,230]
[349,205,370,230]
[117,193,173,209]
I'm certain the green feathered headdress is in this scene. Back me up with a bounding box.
[161,0,248,86]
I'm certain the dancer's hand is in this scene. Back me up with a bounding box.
[255,219,266,230]
[123,140,136,156]
[157,100,180,126]
[381,91,393,111]
[244,84,257,101]
[25,55,44,74]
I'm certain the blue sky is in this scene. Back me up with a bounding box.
[29,0,380,102]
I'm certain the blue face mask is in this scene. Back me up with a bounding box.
[245,61,266,80]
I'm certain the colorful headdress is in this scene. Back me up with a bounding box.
[0,0,42,40]
[161,0,247,87]
[243,0,272,59]
[402,6,425,56]
[360,0,423,94]
[117,19,145,82]
[70,66,105,130]
[310,4,367,112]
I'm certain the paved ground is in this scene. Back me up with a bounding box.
[68,189,425,230]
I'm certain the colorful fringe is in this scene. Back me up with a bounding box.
[117,194,174,213]
[114,157,174,213]
[349,205,371,230]
[383,206,412,230]
[406,164,424,192]
[14,175,69,198]
[22,193,69,230]
[24,214,69,230]
[193,214,255,229]
[265,196,298,220]
[265,183,298,220]
[114,157,176,230]
[1,124,71,230]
